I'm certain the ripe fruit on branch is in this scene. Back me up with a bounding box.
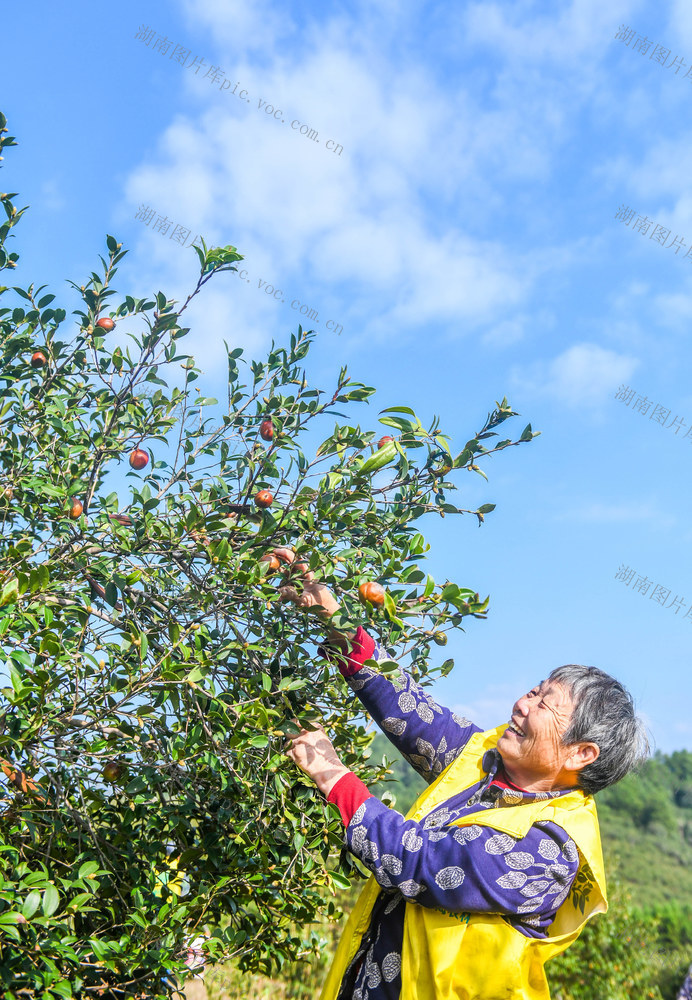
[69,499,84,519]
[30,351,47,369]
[358,581,386,607]
[260,418,274,441]
[129,449,149,470]
[260,554,280,571]
[377,435,394,449]
[96,317,115,332]
[254,490,273,508]
[102,761,125,783]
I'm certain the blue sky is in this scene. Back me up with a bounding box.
[2,0,691,753]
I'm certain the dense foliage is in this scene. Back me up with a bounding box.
[0,111,539,998]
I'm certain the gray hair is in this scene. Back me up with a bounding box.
[549,664,650,795]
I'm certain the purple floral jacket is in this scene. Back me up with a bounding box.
[330,630,582,1000]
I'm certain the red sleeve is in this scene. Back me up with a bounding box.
[319,625,375,677]
[327,771,374,825]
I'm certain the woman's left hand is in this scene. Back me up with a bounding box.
[284,723,351,796]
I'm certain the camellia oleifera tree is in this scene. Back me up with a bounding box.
[0,111,540,999]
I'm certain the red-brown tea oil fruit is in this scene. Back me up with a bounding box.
[129,449,149,470]
[358,581,385,607]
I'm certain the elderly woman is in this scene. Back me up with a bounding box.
[279,551,649,1000]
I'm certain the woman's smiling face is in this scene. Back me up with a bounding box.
[496,679,585,792]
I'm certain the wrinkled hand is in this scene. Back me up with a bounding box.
[284,722,351,796]
[274,548,341,618]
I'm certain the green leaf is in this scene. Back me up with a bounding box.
[21,890,41,918]
[90,937,110,961]
[42,884,60,916]
[0,577,19,607]
[67,892,97,909]
[353,441,398,477]
[379,406,416,416]
[329,871,351,889]
[378,416,413,432]
[78,861,101,879]
[48,981,74,999]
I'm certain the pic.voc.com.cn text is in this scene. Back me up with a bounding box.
[135,25,344,157]
[229,265,344,336]
[133,204,344,336]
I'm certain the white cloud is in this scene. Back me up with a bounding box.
[510,343,639,407]
[179,0,297,54]
[124,0,640,361]
[481,316,527,349]
[460,0,635,67]
[119,0,692,373]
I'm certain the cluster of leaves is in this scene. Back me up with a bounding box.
[0,110,539,998]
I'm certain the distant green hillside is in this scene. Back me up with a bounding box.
[596,749,692,909]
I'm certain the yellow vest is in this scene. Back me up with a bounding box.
[153,857,189,898]
[320,725,608,1000]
